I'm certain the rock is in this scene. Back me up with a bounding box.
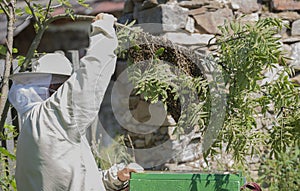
[176,142,202,162]
[261,65,284,85]
[278,11,300,22]
[230,0,259,14]
[188,7,207,16]
[129,96,140,110]
[260,12,278,20]
[167,115,177,126]
[291,19,300,36]
[238,13,259,24]
[154,135,166,141]
[124,0,134,13]
[130,101,150,123]
[271,0,300,11]
[230,0,239,10]
[164,32,215,45]
[178,0,207,9]
[291,74,300,85]
[185,16,195,33]
[215,0,230,4]
[121,100,167,135]
[133,2,144,19]
[159,127,168,134]
[134,140,174,168]
[281,36,300,44]
[203,0,223,10]
[165,163,197,171]
[290,42,300,70]
[134,139,145,148]
[168,126,177,140]
[118,13,134,24]
[281,44,293,59]
[145,134,153,146]
[161,114,176,126]
[136,4,189,32]
[194,8,233,34]
[142,0,159,9]
[279,20,290,36]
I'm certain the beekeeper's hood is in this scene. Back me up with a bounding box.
[8,53,73,115]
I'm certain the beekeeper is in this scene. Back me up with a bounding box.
[8,13,137,191]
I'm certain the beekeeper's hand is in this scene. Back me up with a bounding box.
[91,13,117,38]
[117,163,144,181]
[93,13,117,23]
[117,167,137,182]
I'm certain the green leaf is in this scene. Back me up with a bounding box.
[0,147,16,160]
[12,48,18,53]
[0,45,7,55]
[58,0,72,7]
[17,55,26,67]
[78,0,89,8]
[24,6,32,15]
[155,47,165,57]
[15,8,24,16]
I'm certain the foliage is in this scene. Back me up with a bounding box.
[0,124,17,191]
[206,18,281,159]
[259,145,300,190]
[1,0,90,71]
[115,20,140,60]
[92,135,134,170]
[201,17,299,189]
[129,59,208,133]
[115,22,210,137]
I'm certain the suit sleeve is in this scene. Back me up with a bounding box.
[102,163,129,191]
[46,14,118,142]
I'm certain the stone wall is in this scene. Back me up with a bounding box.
[121,0,300,69]
[95,0,300,174]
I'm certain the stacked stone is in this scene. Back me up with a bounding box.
[122,0,300,70]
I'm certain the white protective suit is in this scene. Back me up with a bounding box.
[8,15,125,191]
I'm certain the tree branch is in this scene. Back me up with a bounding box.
[2,0,9,6]
[24,0,41,27]
[44,0,53,21]
[20,25,46,72]
[19,14,94,71]
[0,3,9,16]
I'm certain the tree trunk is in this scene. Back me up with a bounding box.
[0,0,16,133]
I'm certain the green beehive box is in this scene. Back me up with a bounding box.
[130,171,245,191]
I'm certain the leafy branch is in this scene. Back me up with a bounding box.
[20,0,91,71]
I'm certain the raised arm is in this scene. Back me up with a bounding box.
[47,13,118,141]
